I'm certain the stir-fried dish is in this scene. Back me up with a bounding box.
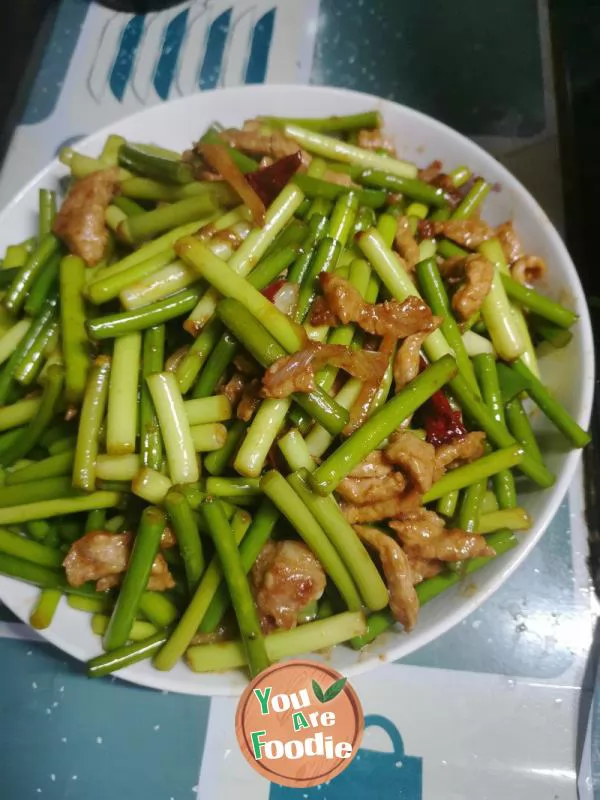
[0,110,589,680]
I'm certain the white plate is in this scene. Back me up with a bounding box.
[0,85,593,696]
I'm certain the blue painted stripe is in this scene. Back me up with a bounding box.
[245,8,276,85]
[198,9,232,91]
[23,0,91,125]
[153,8,189,101]
[110,16,145,103]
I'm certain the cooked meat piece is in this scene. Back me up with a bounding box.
[384,431,436,493]
[428,218,494,250]
[95,555,175,592]
[417,160,461,204]
[262,342,387,399]
[319,273,439,338]
[241,119,262,133]
[357,129,396,154]
[390,510,495,561]
[95,573,122,592]
[341,489,422,524]
[336,471,407,504]
[441,253,494,321]
[348,450,393,479]
[233,351,261,377]
[496,221,523,264]
[220,129,310,167]
[393,331,428,392]
[64,531,129,587]
[237,379,262,422]
[146,554,177,591]
[322,169,355,187]
[219,372,245,405]
[310,296,339,326]
[354,525,419,630]
[435,431,486,476]
[161,527,177,548]
[431,173,462,206]
[511,255,547,285]
[344,335,395,435]
[63,531,175,592]
[394,216,420,272]
[407,555,443,584]
[251,540,326,632]
[438,255,464,280]
[418,160,443,183]
[53,167,120,266]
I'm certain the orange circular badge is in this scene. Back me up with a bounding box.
[236,660,364,788]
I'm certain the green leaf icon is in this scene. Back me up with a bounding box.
[312,679,325,703]
[312,677,347,703]
[323,677,347,703]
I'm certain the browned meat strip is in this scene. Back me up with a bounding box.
[511,255,547,284]
[432,173,462,206]
[53,167,120,266]
[161,527,177,548]
[344,334,395,435]
[384,431,436,493]
[435,431,486,476]
[354,525,419,630]
[309,296,339,326]
[232,351,261,377]
[393,331,428,391]
[429,218,495,250]
[237,379,262,422]
[262,343,387,399]
[251,540,326,632]
[219,372,245,405]
[146,554,177,591]
[407,555,443,584]
[220,129,310,167]
[390,510,495,561]
[319,273,439,339]
[63,531,175,592]
[441,253,494,321]
[95,555,175,592]
[394,216,420,272]
[357,129,396,154]
[418,160,443,183]
[495,221,523,264]
[336,471,407,504]
[341,489,422,524]
[64,531,129,587]
[348,450,393,479]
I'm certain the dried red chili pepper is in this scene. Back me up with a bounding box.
[246,152,303,206]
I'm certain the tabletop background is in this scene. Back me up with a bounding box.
[0,1,596,798]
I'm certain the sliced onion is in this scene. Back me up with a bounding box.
[199,143,266,227]
[272,282,299,318]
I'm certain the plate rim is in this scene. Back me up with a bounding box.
[0,83,594,696]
